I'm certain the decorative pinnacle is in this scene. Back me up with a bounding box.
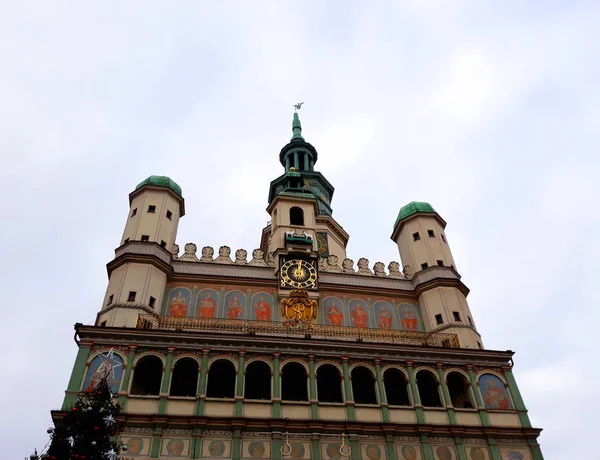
[291,102,305,142]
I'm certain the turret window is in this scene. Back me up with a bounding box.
[428,230,435,237]
[441,234,446,243]
[166,210,172,220]
[107,295,113,306]
[148,296,156,308]
[290,207,304,226]
[421,263,428,270]
[413,232,421,241]
[127,291,137,302]
[468,316,474,327]
[131,208,137,217]
[124,238,130,244]
[435,314,443,325]
[148,205,156,213]
[437,260,444,266]
[453,311,461,322]
[160,240,167,248]
[141,235,149,242]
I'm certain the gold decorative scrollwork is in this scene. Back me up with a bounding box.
[280,289,318,323]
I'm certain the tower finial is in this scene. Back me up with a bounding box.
[291,102,305,142]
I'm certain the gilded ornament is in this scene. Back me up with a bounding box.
[280,289,318,323]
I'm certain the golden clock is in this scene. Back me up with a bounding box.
[280,259,317,289]
[317,232,329,257]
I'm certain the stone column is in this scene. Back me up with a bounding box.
[158,347,175,414]
[374,359,390,423]
[62,342,93,409]
[285,156,290,171]
[406,361,425,424]
[304,154,309,170]
[235,351,246,416]
[195,349,210,416]
[294,151,299,169]
[341,357,355,421]
[272,352,281,418]
[308,355,319,419]
[503,366,532,428]
[117,345,137,406]
[466,365,490,426]
[436,363,456,424]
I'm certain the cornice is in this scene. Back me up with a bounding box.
[76,325,513,367]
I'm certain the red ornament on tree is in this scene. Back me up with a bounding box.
[94,426,100,431]
[72,407,78,411]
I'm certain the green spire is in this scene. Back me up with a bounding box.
[291,112,305,142]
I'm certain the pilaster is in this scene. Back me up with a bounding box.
[385,434,398,460]
[235,351,246,416]
[454,437,467,460]
[118,345,137,406]
[406,361,425,424]
[272,352,281,418]
[232,429,242,459]
[62,342,92,409]
[308,354,319,419]
[374,359,390,423]
[503,366,532,428]
[420,434,433,460]
[150,427,162,459]
[157,347,174,414]
[467,365,490,426]
[341,357,355,421]
[436,363,456,424]
[195,349,209,416]
[311,433,322,460]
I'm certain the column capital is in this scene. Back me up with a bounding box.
[466,364,474,370]
[128,345,138,351]
[79,341,94,347]
[167,347,176,352]
[406,360,414,367]
[374,358,382,365]
[273,352,281,358]
[436,362,444,368]
[308,354,315,360]
[341,356,350,362]
[239,350,246,356]
[202,348,210,355]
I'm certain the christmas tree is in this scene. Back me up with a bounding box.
[39,376,126,460]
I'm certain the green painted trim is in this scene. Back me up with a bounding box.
[504,368,532,428]
[467,367,490,426]
[342,358,355,421]
[232,429,242,460]
[160,286,170,315]
[235,352,246,416]
[62,344,92,409]
[436,366,456,425]
[272,353,281,418]
[158,349,174,414]
[350,436,360,460]
[308,356,319,419]
[118,347,137,406]
[455,438,467,460]
[420,435,434,460]
[195,350,209,416]
[529,442,544,460]
[272,432,282,460]
[488,439,502,460]
[192,428,202,459]
[312,435,322,460]
[406,363,425,424]
[375,360,390,423]
[385,435,398,460]
[150,429,162,459]
[190,286,198,316]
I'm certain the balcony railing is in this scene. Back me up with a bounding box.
[136,315,460,348]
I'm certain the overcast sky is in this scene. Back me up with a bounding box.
[1,1,598,458]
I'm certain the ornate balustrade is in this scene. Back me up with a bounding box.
[136,315,460,348]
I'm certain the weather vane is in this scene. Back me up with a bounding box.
[293,102,304,113]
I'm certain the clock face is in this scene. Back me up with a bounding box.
[280,259,318,289]
[317,232,329,257]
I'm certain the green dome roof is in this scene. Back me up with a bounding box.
[135,175,182,198]
[395,201,435,226]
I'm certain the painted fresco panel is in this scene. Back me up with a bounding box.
[397,303,423,331]
[499,448,532,460]
[322,440,349,459]
[82,350,124,393]
[242,439,271,458]
[396,444,423,460]
[467,446,490,460]
[360,443,387,459]
[479,374,512,410]
[373,301,394,329]
[349,299,370,328]
[167,287,192,317]
[121,436,152,456]
[201,438,232,458]
[433,445,456,460]
[251,292,274,321]
[161,437,190,457]
[283,440,311,458]
[323,296,345,326]
[197,289,219,318]
[224,290,246,319]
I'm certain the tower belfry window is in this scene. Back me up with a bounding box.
[290,207,304,226]
[148,205,156,213]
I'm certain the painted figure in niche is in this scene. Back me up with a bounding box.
[169,290,189,317]
[399,305,419,330]
[366,444,382,460]
[126,437,143,455]
[226,293,244,319]
[254,296,271,321]
[248,440,266,458]
[198,291,217,318]
[326,298,344,326]
[83,349,123,394]
[470,447,486,460]
[166,439,184,456]
[376,304,393,329]
[208,440,226,457]
[289,442,305,458]
[351,301,369,328]
[401,445,418,460]
[480,374,511,410]
[436,446,452,460]
[325,443,342,459]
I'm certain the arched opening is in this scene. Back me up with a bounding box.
[384,368,410,406]
[244,361,271,400]
[281,362,308,401]
[290,207,304,226]
[416,370,442,407]
[130,356,163,395]
[317,365,343,403]
[351,366,377,405]
[206,359,236,399]
[169,358,198,397]
[447,372,473,408]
